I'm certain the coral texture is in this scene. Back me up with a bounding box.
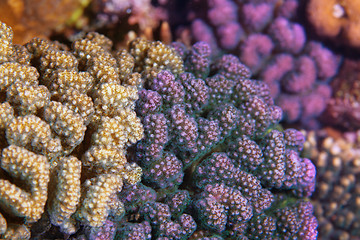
[321,59,360,130]
[181,0,341,129]
[0,21,143,239]
[0,19,319,239]
[123,41,318,239]
[303,129,360,239]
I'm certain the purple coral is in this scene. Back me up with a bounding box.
[136,90,163,116]
[149,70,185,106]
[127,41,317,239]
[190,19,219,56]
[141,202,197,239]
[116,221,152,239]
[178,72,209,112]
[241,2,274,32]
[169,104,199,151]
[281,56,317,94]
[283,128,305,152]
[228,136,264,171]
[275,200,318,239]
[165,190,191,218]
[118,183,157,213]
[206,0,243,50]
[240,34,274,74]
[182,0,341,129]
[247,214,276,239]
[184,41,211,78]
[193,153,271,214]
[306,42,340,80]
[194,183,253,232]
[268,17,306,54]
[143,152,184,189]
[214,54,251,81]
[86,220,116,240]
[261,54,294,97]
[207,0,238,27]
[137,113,168,162]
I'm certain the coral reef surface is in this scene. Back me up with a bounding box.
[0,21,143,239]
[179,0,341,129]
[303,129,360,239]
[118,40,318,239]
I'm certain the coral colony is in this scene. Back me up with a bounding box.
[0,21,143,238]
[0,21,317,239]
[0,0,360,239]
[184,0,341,129]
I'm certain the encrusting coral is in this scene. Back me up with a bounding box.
[0,21,144,239]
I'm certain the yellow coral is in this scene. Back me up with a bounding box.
[48,156,81,234]
[46,69,94,96]
[7,79,50,115]
[77,174,123,227]
[54,87,95,125]
[303,129,360,238]
[129,38,184,78]
[39,47,78,71]
[93,82,138,116]
[11,44,31,65]
[0,21,149,237]
[0,145,50,222]
[6,115,62,158]
[0,213,6,235]
[43,101,86,151]
[2,224,30,240]
[0,21,13,63]
[124,72,143,88]
[85,32,113,51]
[115,49,135,81]
[307,0,360,47]
[0,102,14,129]
[121,162,143,185]
[0,62,38,91]
[92,110,144,149]
[25,37,65,58]
[82,146,127,175]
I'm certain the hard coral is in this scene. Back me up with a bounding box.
[0,21,143,238]
[125,41,318,239]
[307,0,360,47]
[182,0,341,129]
[303,129,360,239]
[321,58,360,130]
